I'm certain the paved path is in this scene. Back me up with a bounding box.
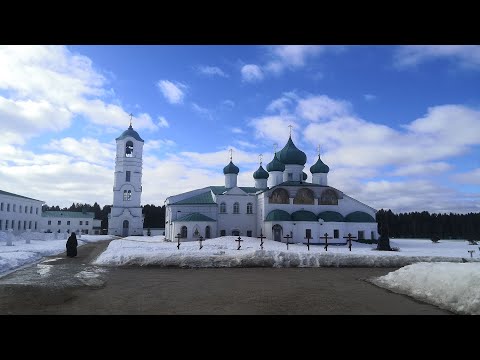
[0,240,451,315]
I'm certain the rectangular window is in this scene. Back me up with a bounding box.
[13,204,16,212]
[0,202,3,211]
[0,220,2,230]
[371,231,375,240]
[24,221,26,230]
[58,220,61,225]
[36,208,38,214]
[19,206,22,213]
[126,171,131,182]
[86,221,89,225]
[67,221,70,225]
[220,230,226,236]
[48,220,51,225]
[6,220,9,229]
[29,221,32,229]
[247,230,252,237]
[80,221,83,225]
[12,220,15,229]
[30,206,33,214]
[358,230,365,240]
[35,222,37,230]
[7,203,10,212]
[334,229,339,239]
[85,229,88,234]
[288,173,293,181]
[305,229,312,239]
[18,221,20,230]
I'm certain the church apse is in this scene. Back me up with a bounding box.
[319,189,338,205]
[293,188,314,205]
[269,188,289,204]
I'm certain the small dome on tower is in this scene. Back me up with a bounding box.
[116,125,144,142]
[266,153,286,172]
[277,136,307,165]
[310,154,329,174]
[223,161,239,175]
[253,165,269,179]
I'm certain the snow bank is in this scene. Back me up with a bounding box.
[371,262,480,315]
[93,236,480,268]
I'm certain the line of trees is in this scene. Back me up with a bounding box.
[376,209,480,240]
[42,203,166,229]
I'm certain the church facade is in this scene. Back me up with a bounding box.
[165,136,379,244]
[108,123,145,236]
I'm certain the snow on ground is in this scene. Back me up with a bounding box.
[93,236,480,268]
[0,234,118,276]
[371,262,480,315]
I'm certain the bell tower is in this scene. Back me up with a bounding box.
[108,114,144,236]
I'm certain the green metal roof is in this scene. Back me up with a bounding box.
[265,209,291,222]
[266,152,285,172]
[291,210,318,222]
[42,211,95,218]
[175,212,216,222]
[345,211,376,223]
[253,165,269,179]
[209,186,258,194]
[115,125,144,142]
[302,172,308,180]
[223,161,239,174]
[0,189,43,202]
[173,191,216,205]
[318,211,345,222]
[277,136,307,165]
[310,155,329,174]
[275,181,325,187]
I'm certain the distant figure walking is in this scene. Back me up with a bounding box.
[66,232,78,258]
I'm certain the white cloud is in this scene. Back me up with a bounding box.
[392,162,452,176]
[222,100,235,108]
[231,127,245,134]
[394,45,480,69]
[158,116,169,128]
[191,102,213,120]
[248,115,300,144]
[241,64,264,82]
[156,80,187,104]
[144,139,176,152]
[452,168,480,185]
[266,96,293,113]
[197,65,228,78]
[297,95,351,122]
[265,45,325,74]
[235,140,258,149]
[364,94,376,101]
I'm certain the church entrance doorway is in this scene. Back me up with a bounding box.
[205,226,211,239]
[122,220,129,237]
[232,229,240,236]
[273,224,283,242]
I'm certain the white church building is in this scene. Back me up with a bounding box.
[165,135,379,244]
[108,122,145,236]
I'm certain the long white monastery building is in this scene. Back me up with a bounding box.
[0,190,44,235]
[165,136,379,243]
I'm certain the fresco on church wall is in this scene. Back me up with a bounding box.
[319,189,338,205]
[269,188,289,204]
[293,188,314,205]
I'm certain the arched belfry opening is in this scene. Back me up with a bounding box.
[125,141,134,157]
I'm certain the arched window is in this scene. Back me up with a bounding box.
[319,189,338,205]
[246,203,253,214]
[233,202,240,214]
[220,202,226,213]
[125,141,134,157]
[127,190,132,200]
[123,190,128,201]
[205,226,211,239]
[181,226,187,238]
[269,188,289,204]
[293,188,314,205]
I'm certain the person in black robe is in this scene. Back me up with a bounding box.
[66,232,78,258]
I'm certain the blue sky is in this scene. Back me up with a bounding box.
[0,45,479,213]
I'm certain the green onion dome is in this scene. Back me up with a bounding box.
[253,165,269,179]
[223,161,239,175]
[277,136,307,165]
[310,155,329,174]
[266,152,286,172]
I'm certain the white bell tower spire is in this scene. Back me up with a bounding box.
[108,115,145,236]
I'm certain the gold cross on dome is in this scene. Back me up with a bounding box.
[129,113,134,127]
